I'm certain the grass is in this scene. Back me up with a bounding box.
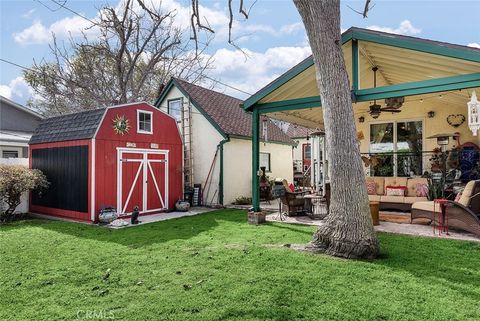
[1,209,479,321]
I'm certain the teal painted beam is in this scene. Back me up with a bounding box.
[256,96,321,114]
[356,72,480,101]
[251,110,260,212]
[351,29,480,63]
[352,39,359,92]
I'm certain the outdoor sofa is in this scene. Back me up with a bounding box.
[366,176,429,211]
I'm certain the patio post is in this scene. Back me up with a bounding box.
[252,109,260,212]
[352,39,359,92]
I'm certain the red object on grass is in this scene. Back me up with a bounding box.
[433,199,449,236]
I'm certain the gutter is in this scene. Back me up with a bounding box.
[218,137,230,205]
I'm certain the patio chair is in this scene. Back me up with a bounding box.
[278,179,311,216]
[411,180,480,236]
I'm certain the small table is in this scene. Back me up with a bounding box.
[433,199,449,235]
[304,194,328,219]
[369,201,380,226]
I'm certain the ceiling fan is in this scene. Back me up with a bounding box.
[369,66,404,119]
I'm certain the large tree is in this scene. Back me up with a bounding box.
[191,0,379,259]
[25,0,212,116]
[293,0,378,259]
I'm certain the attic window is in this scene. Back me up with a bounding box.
[168,99,182,122]
[137,110,152,134]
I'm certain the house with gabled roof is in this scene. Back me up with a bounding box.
[155,78,295,205]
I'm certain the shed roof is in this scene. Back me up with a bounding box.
[29,108,105,144]
[156,78,294,145]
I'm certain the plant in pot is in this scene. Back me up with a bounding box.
[426,177,444,200]
[429,148,443,173]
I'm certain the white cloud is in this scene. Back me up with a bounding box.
[22,8,36,19]
[14,15,99,45]
[280,22,304,35]
[367,20,421,36]
[0,77,35,104]
[468,43,480,48]
[206,45,312,99]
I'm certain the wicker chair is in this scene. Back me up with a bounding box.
[278,180,310,216]
[411,180,480,236]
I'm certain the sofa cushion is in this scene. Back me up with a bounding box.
[368,195,381,202]
[404,196,428,204]
[380,195,405,203]
[458,180,475,206]
[384,177,408,189]
[366,180,377,195]
[411,201,435,212]
[366,177,385,195]
[406,178,428,197]
[385,186,407,196]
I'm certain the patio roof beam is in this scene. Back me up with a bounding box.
[355,72,480,101]
[345,30,480,63]
[255,96,321,114]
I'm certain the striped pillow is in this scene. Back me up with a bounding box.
[366,180,377,195]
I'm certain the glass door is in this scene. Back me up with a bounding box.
[370,123,395,176]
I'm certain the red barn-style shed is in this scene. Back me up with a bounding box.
[29,102,183,223]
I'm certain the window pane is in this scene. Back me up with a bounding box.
[168,100,182,122]
[138,112,152,132]
[370,123,394,176]
[2,150,19,158]
[397,121,423,177]
[260,153,270,172]
[303,144,311,160]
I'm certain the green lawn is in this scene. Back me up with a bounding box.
[1,209,479,321]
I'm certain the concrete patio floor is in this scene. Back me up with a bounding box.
[266,212,480,243]
[105,207,215,229]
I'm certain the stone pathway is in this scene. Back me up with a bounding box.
[266,213,480,243]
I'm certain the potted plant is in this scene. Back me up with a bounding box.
[429,148,443,173]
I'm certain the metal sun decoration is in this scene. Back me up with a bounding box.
[112,114,131,135]
[468,91,480,136]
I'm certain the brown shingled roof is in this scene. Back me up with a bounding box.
[284,123,318,139]
[172,78,294,145]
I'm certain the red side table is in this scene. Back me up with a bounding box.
[433,199,449,236]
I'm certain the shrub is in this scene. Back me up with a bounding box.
[232,196,252,205]
[0,165,49,222]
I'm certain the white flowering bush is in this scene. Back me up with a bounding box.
[0,165,49,222]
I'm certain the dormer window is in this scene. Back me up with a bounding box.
[137,110,153,134]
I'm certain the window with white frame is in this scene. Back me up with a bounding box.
[137,110,153,134]
[260,152,271,172]
[370,120,423,177]
[168,99,182,122]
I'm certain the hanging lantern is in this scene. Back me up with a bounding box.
[468,91,480,136]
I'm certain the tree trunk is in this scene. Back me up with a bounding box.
[293,0,379,259]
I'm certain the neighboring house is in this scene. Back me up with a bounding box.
[154,78,295,205]
[0,95,44,159]
[285,124,317,174]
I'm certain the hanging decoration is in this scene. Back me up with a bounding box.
[262,117,268,145]
[446,114,465,128]
[112,114,131,135]
[468,91,480,136]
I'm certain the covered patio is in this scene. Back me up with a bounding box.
[242,27,480,235]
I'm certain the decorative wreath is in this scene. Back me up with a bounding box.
[446,114,465,128]
[112,114,131,135]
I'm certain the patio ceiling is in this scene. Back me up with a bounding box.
[243,27,480,129]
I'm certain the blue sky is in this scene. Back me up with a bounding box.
[1,0,479,105]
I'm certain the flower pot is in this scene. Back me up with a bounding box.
[247,211,266,225]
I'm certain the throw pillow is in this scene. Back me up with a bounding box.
[385,186,407,196]
[415,183,429,197]
[454,192,463,202]
[366,180,377,195]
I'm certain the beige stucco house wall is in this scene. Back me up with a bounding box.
[156,80,294,205]
[223,138,293,204]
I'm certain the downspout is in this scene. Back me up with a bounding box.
[218,136,230,205]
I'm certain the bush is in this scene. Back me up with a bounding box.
[0,165,49,222]
[232,196,252,205]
